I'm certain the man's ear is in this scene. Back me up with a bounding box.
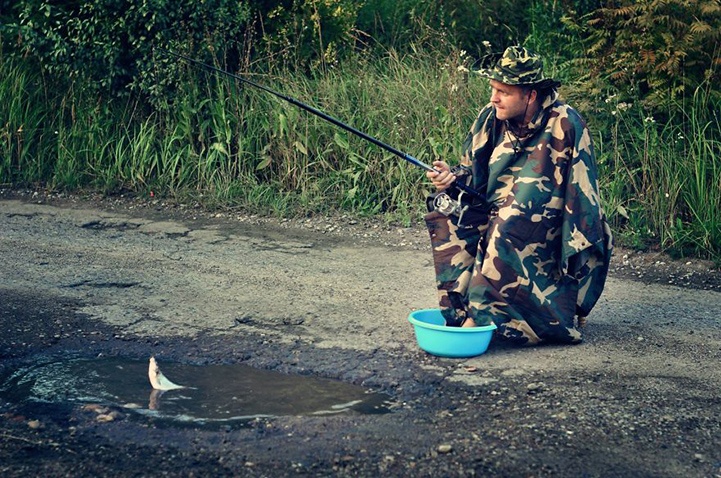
[529,89,538,103]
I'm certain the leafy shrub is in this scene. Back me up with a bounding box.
[570,0,721,108]
[356,0,533,57]
[4,0,361,99]
[6,0,250,97]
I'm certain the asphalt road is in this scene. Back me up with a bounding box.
[1,191,720,478]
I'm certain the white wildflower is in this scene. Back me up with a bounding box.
[616,102,631,111]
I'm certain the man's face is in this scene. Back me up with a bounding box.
[489,80,532,123]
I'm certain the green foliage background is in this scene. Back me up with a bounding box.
[1,0,720,260]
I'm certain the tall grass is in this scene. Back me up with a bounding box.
[595,85,721,260]
[1,47,719,260]
[1,45,482,220]
[147,45,485,220]
[0,58,53,184]
[674,87,721,258]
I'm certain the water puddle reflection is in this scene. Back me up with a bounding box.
[0,356,393,427]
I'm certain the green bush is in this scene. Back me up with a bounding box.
[6,0,251,98]
[567,0,721,109]
[4,0,363,100]
[357,0,533,57]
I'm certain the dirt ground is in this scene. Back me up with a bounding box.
[1,188,720,478]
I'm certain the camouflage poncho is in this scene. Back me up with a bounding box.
[425,91,613,345]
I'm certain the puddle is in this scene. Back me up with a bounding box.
[0,356,393,428]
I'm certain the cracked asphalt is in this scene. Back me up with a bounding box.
[1,190,720,478]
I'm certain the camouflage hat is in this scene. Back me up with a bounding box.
[478,46,560,89]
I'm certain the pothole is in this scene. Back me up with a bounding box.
[0,356,393,428]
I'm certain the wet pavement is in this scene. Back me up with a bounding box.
[1,193,721,477]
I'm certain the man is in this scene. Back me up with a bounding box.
[425,46,613,345]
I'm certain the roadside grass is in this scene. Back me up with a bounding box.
[594,84,721,260]
[1,49,719,260]
[0,59,53,184]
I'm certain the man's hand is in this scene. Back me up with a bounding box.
[426,161,457,191]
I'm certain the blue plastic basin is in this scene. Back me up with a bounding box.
[408,309,496,358]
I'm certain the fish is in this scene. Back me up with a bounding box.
[148,356,187,391]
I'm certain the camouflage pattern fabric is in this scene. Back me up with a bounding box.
[477,46,561,89]
[425,90,613,345]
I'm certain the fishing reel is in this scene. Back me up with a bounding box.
[431,191,470,224]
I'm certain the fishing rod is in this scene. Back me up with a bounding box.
[155,48,484,203]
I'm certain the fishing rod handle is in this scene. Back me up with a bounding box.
[414,155,483,200]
